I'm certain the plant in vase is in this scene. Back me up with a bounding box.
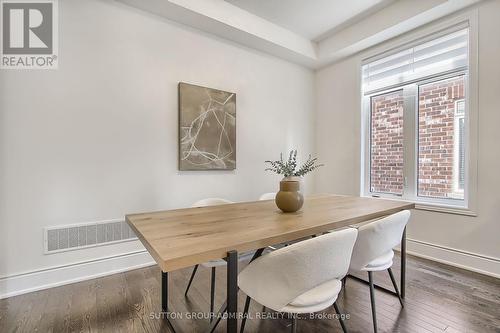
[265,150,323,212]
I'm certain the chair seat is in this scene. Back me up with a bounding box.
[239,277,343,314]
[279,279,342,313]
[201,250,256,268]
[282,298,337,314]
[360,250,394,271]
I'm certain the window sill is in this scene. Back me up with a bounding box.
[362,194,477,216]
[414,202,476,216]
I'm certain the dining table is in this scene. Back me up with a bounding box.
[126,194,414,333]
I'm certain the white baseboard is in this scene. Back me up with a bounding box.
[2,239,498,300]
[0,250,155,299]
[406,238,500,279]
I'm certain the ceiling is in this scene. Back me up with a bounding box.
[118,0,479,68]
[225,0,394,40]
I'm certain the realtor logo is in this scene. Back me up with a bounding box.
[1,0,58,69]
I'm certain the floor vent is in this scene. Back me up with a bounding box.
[44,219,137,254]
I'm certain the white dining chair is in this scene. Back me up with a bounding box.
[238,228,358,333]
[347,210,411,333]
[184,198,255,321]
[258,192,276,200]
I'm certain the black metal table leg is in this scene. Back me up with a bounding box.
[227,250,238,333]
[185,264,199,296]
[240,296,251,333]
[162,271,168,312]
[207,301,227,333]
[210,267,216,322]
[401,227,406,299]
[205,248,266,333]
[162,271,177,332]
[250,248,265,263]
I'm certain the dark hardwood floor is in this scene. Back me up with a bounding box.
[1,253,499,333]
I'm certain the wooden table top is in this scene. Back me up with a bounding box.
[126,194,414,272]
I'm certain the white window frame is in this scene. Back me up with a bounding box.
[360,12,478,216]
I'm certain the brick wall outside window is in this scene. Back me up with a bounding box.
[370,90,404,195]
[418,76,465,199]
[369,77,464,198]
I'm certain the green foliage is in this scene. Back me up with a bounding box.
[265,150,323,177]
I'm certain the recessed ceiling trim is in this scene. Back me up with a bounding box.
[116,0,318,67]
[317,0,481,68]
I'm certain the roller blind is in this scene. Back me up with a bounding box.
[362,28,468,93]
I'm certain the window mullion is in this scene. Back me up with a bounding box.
[402,85,417,200]
[361,95,371,196]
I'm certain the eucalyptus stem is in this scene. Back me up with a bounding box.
[265,150,323,177]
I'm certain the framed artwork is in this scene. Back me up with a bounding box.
[178,82,236,170]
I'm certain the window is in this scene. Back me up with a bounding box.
[361,25,475,212]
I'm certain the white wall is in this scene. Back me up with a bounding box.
[0,0,315,295]
[315,1,500,277]
[2,0,498,299]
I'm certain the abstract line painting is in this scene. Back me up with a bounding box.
[178,82,236,170]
